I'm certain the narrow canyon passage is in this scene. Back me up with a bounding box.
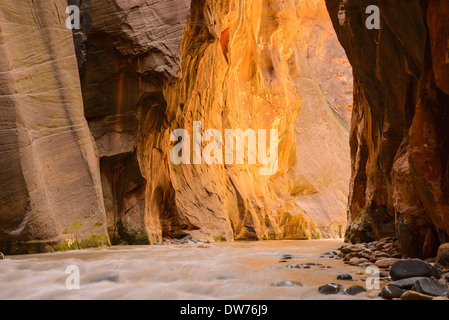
[0,0,449,303]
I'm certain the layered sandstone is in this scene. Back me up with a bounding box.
[81,0,351,243]
[326,0,449,258]
[0,0,352,253]
[0,0,109,254]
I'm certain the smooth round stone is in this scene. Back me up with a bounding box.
[381,285,404,299]
[318,283,344,295]
[436,252,449,270]
[344,285,367,296]
[389,277,426,290]
[390,259,432,281]
[337,274,353,281]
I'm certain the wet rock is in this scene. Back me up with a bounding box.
[274,281,303,287]
[337,274,353,280]
[372,272,389,278]
[341,245,363,254]
[282,254,293,260]
[344,285,367,296]
[436,243,449,261]
[375,258,399,268]
[348,257,367,266]
[197,244,209,248]
[430,265,443,279]
[389,277,426,290]
[318,283,343,295]
[0,252,4,260]
[305,262,322,266]
[90,273,120,283]
[400,291,433,301]
[411,278,448,296]
[324,251,338,256]
[436,252,449,270]
[441,272,449,281]
[390,259,433,281]
[381,285,404,300]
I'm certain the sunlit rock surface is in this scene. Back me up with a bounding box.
[0,0,351,252]
[0,0,109,254]
[326,0,449,258]
[82,0,351,243]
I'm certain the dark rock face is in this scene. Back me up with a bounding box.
[325,0,449,259]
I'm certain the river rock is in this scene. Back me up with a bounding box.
[375,258,399,268]
[381,285,404,299]
[390,259,433,280]
[344,285,367,296]
[341,245,363,254]
[337,274,353,281]
[411,278,448,296]
[274,281,303,287]
[389,277,426,290]
[436,252,449,269]
[0,252,4,260]
[90,273,120,283]
[318,283,344,295]
[437,243,449,260]
[400,291,434,300]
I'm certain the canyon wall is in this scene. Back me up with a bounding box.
[0,0,109,254]
[326,0,449,258]
[82,0,351,244]
[0,0,351,253]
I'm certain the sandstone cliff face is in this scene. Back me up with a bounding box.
[326,0,449,258]
[81,0,351,243]
[0,0,351,253]
[0,0,109,254]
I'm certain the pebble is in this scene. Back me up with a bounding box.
[381,285,404,299]
[337,274,353,281]
[318,283,343,295]
[344,285,367,296]
[411,278,448,296]
[273,281,303,287]
[390,259,433,281]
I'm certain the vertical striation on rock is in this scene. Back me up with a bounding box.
[325,0,449,258]
[0,0,109,254]
[79,0,351,243]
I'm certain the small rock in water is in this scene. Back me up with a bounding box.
[90,273,120,283]
[381,285,404,300]
[400,291,433,300]
[197,244,209,248]
[282,254,293,260]
[337,274,353,281]
[318,283,343,295]
[274,281,303,287]
[390,259,433,281]
[344,285,367,296]
[411,278,448,296]
[305,262,322,266]
[372,272,389,278]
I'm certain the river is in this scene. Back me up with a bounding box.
[0,240,380,300]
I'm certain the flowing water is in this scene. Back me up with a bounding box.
[0,240,380,300]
